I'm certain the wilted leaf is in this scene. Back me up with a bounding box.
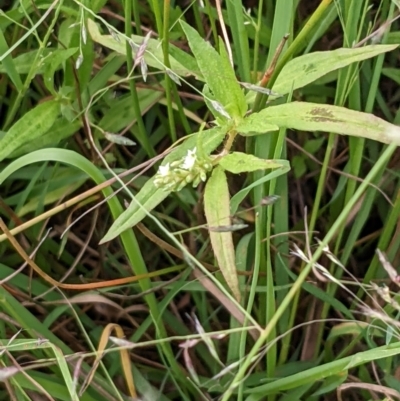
[80,324,136,399]
[104,132,136,146]
[204,166,240,301]
[75,54,83,69]
[218,152,284,174]
[87,19,198,78]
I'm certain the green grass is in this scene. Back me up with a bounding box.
[1,0,400,400]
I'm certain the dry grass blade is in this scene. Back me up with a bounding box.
[337,382,400,401]
[0,218,183,290]
[376,249,400,285]
[80,323,136,399]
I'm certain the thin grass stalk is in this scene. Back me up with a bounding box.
[251,0,294,381]
[362,190,400,288]
[237,214,262,401]
[132,0,143,35]
[314,0,395,359]
[124,0,154,157]
[340,0,395,266]
[4,0,63,129]
[253,0,334,112]
[264,126,288,388]
[161,0,177,142]
[204,0,219,49]
[192,2,205,38]
[221,143,397,401]
[252,0,265,83]
[226,0,251,82]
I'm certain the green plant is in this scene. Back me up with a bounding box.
[2,1,400,400]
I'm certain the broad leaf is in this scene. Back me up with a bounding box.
[272,45,397,96]
[9,119,81,159]
[0,100,60,162]
[218,152,285,174]
[204,166,240,301]
[87,19,197,79]
[236,114,278,136]
[180,20,247,121]
[245,45,398,104]
[254,102,400,145]
[101,126,228,243]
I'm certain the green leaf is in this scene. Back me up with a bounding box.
[245,341,400,399]
[236,114,278,136]
[272,45,398,96]
[43,48,79,94]
[101,126,228,243]
[0,48,78,75]
[99,89,162,133]
[204,166,240,301]
[0,29,23,91]
[382,67,400,85]
[180,20,247,120]
[8,119,81,159]
[0,100,60,162]
[87,19,197,79]
[230,161,290,215]
[256,102,400,145]
[218,152,284,174]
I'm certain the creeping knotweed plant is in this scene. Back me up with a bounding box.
[154,147,213,192]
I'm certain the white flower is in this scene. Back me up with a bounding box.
[158,163,170,176]
[181,148,197,170]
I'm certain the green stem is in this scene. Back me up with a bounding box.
[252,0,265,82]
[124,0,154,158]
[162,0,177,142]
[4,0,63,129]
[253,0,334,112]
[220,143,397,401]
[132,0,142,35]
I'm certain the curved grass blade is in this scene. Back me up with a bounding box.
[80,323,136,399]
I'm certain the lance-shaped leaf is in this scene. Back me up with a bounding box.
[101,126,228,243]
[9,119,81,159]
[0,100,60,162]
[236,114,278,136]
[180,21,247,120]
[87,19,198,79]
[218,152,285,174]
[272,45,398,96]
[251,102,400,145]
[204,166,241,301]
